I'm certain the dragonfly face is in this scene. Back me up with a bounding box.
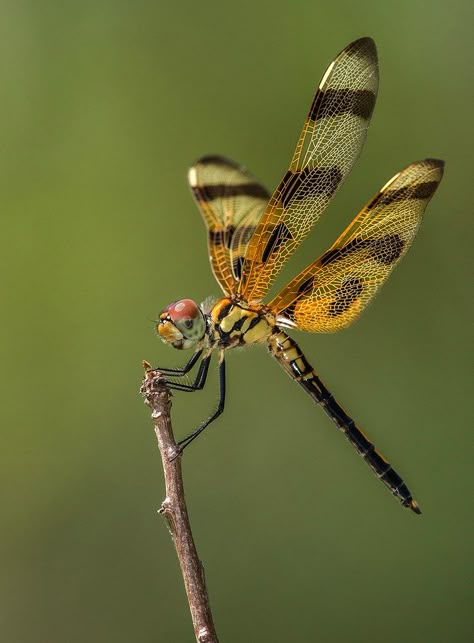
[157,299,206,350]
[151,37,444,514]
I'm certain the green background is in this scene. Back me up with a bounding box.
[1,1,472,642]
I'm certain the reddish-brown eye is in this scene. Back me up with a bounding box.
[166,299,200,322]
[158,298,205,349]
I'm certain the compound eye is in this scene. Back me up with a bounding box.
[158,299,205,349]
[166,299,200,322]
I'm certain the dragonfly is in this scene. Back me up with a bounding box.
[153,37,444,514]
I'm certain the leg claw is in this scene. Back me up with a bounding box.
[168,445,183,462]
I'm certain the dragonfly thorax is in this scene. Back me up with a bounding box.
[210,298,273,348]
[158,299,206,350]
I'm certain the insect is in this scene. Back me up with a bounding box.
[154,37,444,514]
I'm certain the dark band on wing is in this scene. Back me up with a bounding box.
[208,227,232,249]
[328,277,363,317]
[370,234,405,265]
[320,233,405,268]
[308,88,376,122]
[320,237,366,266]
[278,231,401,321]
[279,167,343,208]
[262,222,293,263]
[279,275,316,320]
[367,181,440,211]
[208,224,257,250]
[346,37,377,61]
[193,183,270,203]
[232,255,244,281]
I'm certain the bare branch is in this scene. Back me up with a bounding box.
[141,364,219,643]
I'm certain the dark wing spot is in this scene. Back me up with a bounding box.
[232,255,244,281]
[194,183,269,202]
[328,278,363,317]
[280,304,295,320]
[280,276,315,320]
[346,37,377,62]
[318,234,404,270]
[209,226,235,248]
[209,225,257,251]
[279,170,303,208]
[297,276,315,295]
[279,167,342,207]
[319,247,342,266]
[320,237,369,267]
[191,186,203,202]
[309,88,376,122]
[370,234,405,265]
[224,225,235,249]
[367,181,440,211]
[208,229,225,246]
[262,222,293,263]
[411,181,440,199]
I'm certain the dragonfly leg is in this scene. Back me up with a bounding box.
[147,349,203,376]
[166,354,211,392]
[174,352,226,454]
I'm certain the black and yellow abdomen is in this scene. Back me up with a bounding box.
[268,329,421,513]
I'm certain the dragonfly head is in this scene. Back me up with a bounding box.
[157,299,206,350]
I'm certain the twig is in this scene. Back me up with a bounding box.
[141,363,219,643]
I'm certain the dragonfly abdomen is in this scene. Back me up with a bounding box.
[268,330,421,514]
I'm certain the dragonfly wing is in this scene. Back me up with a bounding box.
[188,155,270,295]
[270,159,444,332]
[239,37,379,303]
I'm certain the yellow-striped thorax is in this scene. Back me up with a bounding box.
[210,298,273,348]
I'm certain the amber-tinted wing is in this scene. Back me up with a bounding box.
[269,159,444,332]
[238,37,379,303]
[188,155,270,295]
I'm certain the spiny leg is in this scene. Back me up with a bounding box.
[148,349,203,377]
[175,351,226,453]
[166,353,212,392]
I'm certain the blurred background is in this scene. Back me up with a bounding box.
[1,1,472,641]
